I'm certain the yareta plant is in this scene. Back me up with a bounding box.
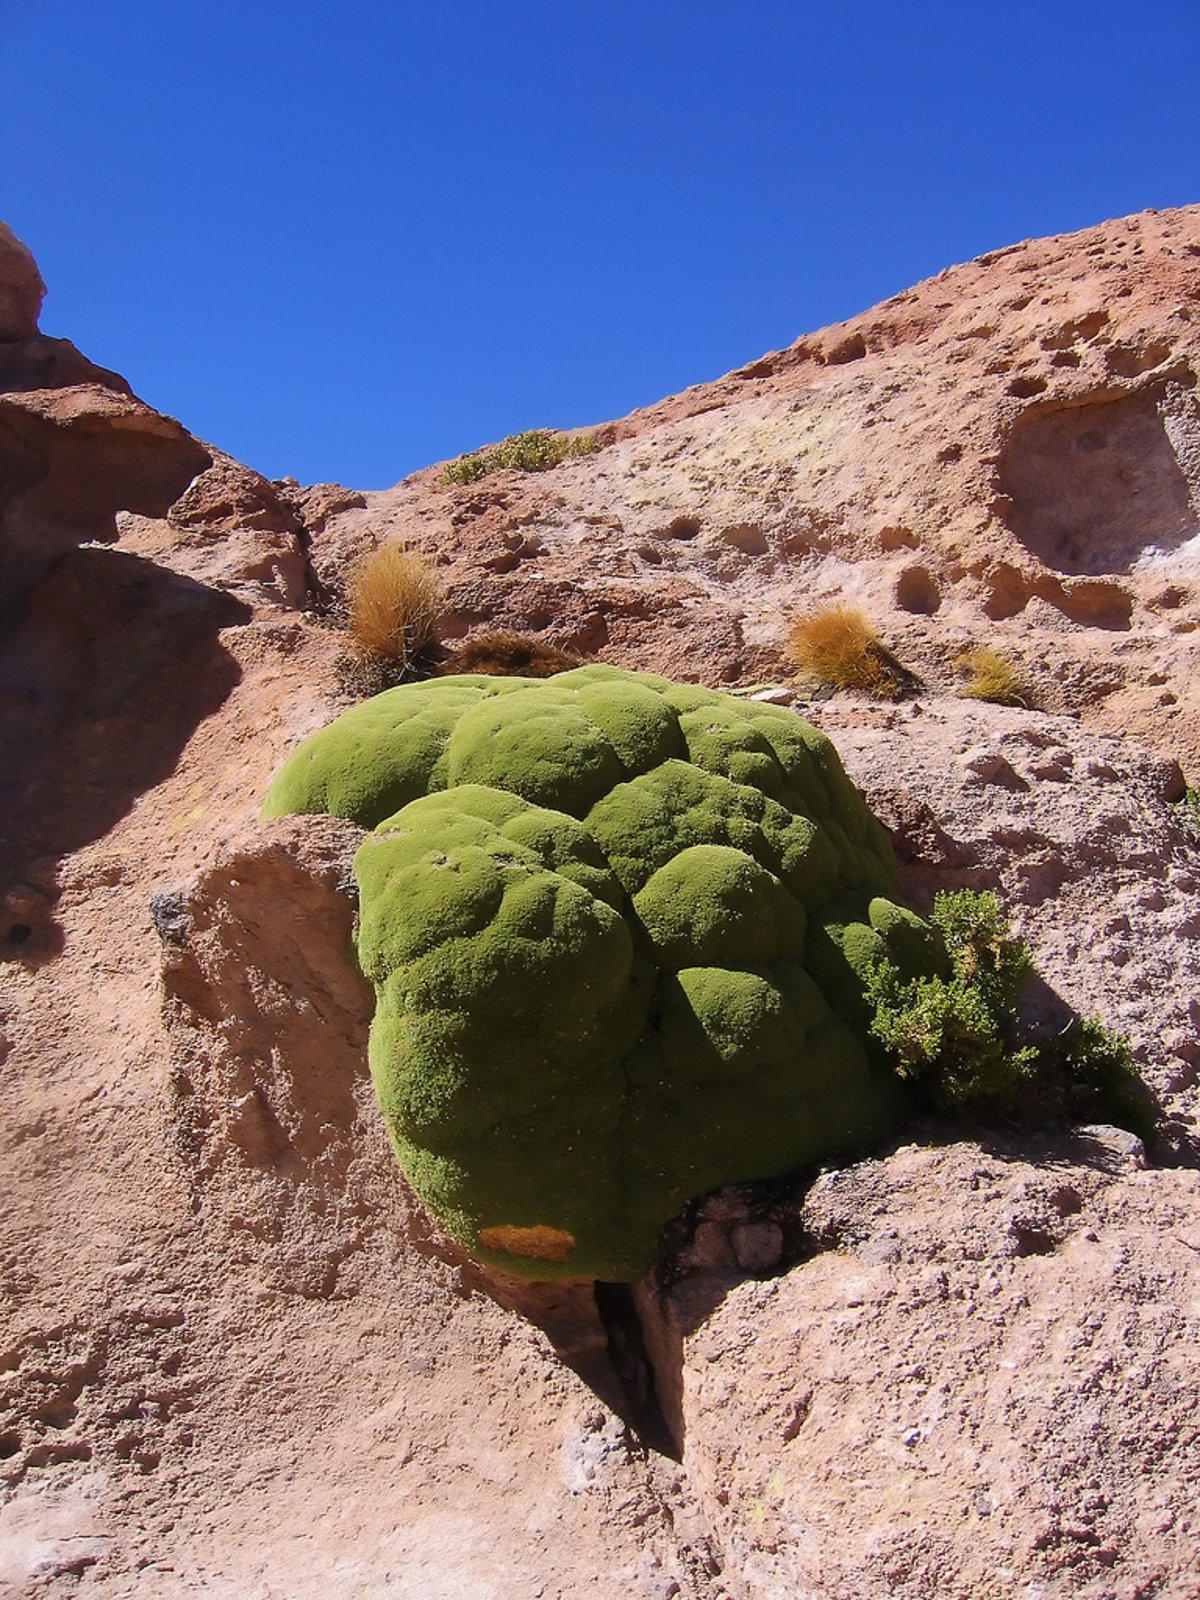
[263,665,941,1281]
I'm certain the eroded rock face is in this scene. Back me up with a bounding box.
[640,1133,1200,1600]
[305,205,1200,766]
[998,381,1199,575]
[151,445,312,605]
[159,816,379,1297]
[6,209,1200,1600]
[0,223,213,618]
[0,223,45,340]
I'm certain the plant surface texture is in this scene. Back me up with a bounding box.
[263,666,933,1278]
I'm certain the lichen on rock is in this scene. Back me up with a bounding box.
[263,665,933,1279]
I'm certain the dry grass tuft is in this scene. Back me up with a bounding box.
[956,646,1028,707]
[442,629,584,678]
[333,544,444,697]
[346,544,443,667]
[786,605,915,698]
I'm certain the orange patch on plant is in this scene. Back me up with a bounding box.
[478,1224,576,1263]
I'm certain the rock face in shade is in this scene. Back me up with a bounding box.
[3,210,1200,1599]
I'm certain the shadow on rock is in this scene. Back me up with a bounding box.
[0,546,250,958]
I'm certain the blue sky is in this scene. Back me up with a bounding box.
[3,2,1199,488]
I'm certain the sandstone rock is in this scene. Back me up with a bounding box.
[158,445,310,605]
[0,222,45,339]
[304,205,1200,765]
[280,478,367,533]
[0,222,212,615]
[0,386,212,616]
[6,208,1200,1600]
[160,815,377,1297]
[640,1133,1200,1600]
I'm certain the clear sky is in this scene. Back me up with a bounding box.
[4,1,1199,488]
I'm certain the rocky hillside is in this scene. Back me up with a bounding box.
[1,212,1198,1599]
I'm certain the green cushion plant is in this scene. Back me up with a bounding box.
[264,666,939,1280]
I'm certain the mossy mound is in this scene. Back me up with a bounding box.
[263,665,934,1280]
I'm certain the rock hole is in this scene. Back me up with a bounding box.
[998,387,1197,574]
[981,563,1035,621]
[662,515,701,541]
[781,1392,813,1442]
[719,522,768,557]
[1049,1184,1084,1217]
[1007,375,1048,398]
[826,332,867,364]
[0,1433,20,1459]
[737,357,776,381]
[24,1440,93,1470]
[894,565,941,615]
[1106,343,1172,379]
[1040,310,1109,349]
[39,1396,78,1430]
[878,524,918,551]
[1010,1223,1058,1257]
[7,924,31,944]
[1041,577,1133,631]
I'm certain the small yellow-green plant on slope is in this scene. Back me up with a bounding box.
[442,429,599,486]
[956,645,1029,707]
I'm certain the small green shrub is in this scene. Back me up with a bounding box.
[1048,1016,1145,1135]
[1183,784,1200,839]
[865,888,1142,1129]
[442,429,599,485]
[866,890,1035,1110]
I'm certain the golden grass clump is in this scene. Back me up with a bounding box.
[955,646,1028,707]
[786,605,912,698]
[346,544,443,668]
[442,629,584,678]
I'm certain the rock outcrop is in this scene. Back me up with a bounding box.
[0,224,213,619]
[307,206,1200,768]
[3,212,1200,1599]
[639,1131,1200,1600]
